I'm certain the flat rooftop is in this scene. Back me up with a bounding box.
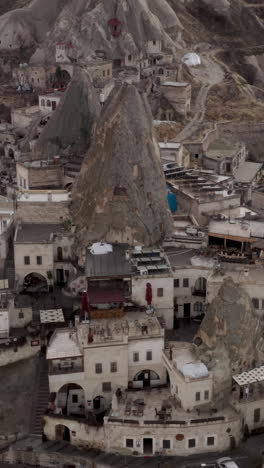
[15,223,65,243]
[205,139,240,161]
[162,81,189,87]
[86,244,131,278]
[107,387,237,425]
[166,248,215,268]
[234,161,262,184]
[159,142,181,149]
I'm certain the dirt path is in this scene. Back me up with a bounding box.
[176,51,224,141]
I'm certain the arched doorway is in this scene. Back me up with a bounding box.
[194,277,207,296]
[23,272,48,293]
[57,384,85,417]
[93,395,106,413]
[133,370,160,388]
[55,424,71,442]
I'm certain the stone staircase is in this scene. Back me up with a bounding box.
[30,353,49,437]
[3,241,15,290]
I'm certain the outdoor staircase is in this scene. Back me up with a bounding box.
[3,241,15,289]
[30,353,50,437]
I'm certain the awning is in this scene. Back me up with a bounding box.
[233,366,264,386]
[208,232,257,243]
[89,288,126,304]
[40,309,65,324]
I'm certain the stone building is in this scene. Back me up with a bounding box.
[203,140,247,176]
[38,91,63,114]
[47,315,166,416]
[14,223,74,291]
[16,157,64,191]
[69,244,174,329]
[159,142,190,167]
[161,82,191,117]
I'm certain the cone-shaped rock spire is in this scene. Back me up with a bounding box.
[35,67,100,158]
[72,83,173,248]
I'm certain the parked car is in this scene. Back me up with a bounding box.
[216,457,239,468]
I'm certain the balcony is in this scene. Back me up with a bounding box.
[49,363,84,375]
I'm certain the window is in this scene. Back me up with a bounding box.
[146,351,152,361]
[23,178,26,189]
[47,100,51,107]
[183,278,189,288]
[254,408,261,423]
[128,54,132,61]
[194,302,203,313]
[207,436,215,446]
[204,390,209,400]
[72,394,78,403]
[174,279,179,288]
[102,382,112,392]
[195,392,200,401]
[188,438,196,448]
[24,256,30,265]
[153,40,156,45]
[41,99,45,106]
[95,363,102,374]
[36,256,42,265]
[133,352,139,362]
[163,440,171,449]
[252,298,259,309]
[126,438,133,448]
[157,288,163,297]
[111,362,117,373]
[2,220,7,230]
[18,312,24,319]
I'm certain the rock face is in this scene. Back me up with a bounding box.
[72,83,173,248]
[0,0,182,57]
[196,278,264,401]
[34,67,100,158]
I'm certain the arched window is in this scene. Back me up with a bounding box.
[41,99,45,106]
[46,100,51,107]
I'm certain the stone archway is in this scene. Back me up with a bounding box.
[56,383,85,417]
[23,272,48,293]
[55,424,71,442]
[133,370,160,388]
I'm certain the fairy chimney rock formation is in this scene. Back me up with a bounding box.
[34,67,100,158]
[196,278,264,400]
[72,83,173,248]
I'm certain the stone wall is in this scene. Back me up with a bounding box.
[28,165,64,189]
[43,412,242,457]
[0,339,39,367]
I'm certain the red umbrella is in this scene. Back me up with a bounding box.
[81,291,90,320]
[145,283,152,305]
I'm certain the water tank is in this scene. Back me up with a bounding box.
[167,191,177,213]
